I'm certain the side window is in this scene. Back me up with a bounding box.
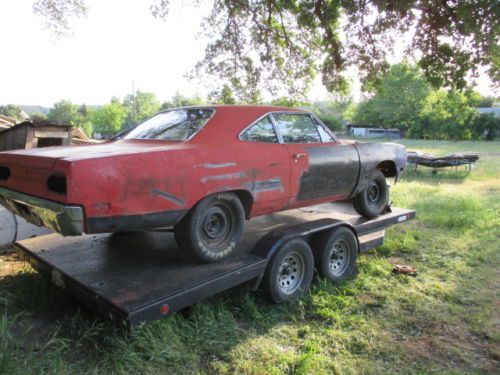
[240,116,279,143]
[313,118,336,142]
[273,113,321,143]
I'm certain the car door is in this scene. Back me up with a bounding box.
[238,115,291,215]
[271,113,360,207]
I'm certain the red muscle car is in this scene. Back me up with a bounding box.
[0,106,406,262]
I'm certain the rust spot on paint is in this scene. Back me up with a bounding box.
[202,162,237,169]
[201,172,247,183]
[151,189,184,206]
[245,177,283,193]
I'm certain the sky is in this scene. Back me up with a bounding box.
[0,0,496,108]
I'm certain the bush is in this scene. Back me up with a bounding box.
[317,114,341,131]
[472,113,500,140]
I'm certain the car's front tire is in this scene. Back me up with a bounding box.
[174,192,245,263]
[352,170,388,218]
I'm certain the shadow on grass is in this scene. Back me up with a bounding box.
[402,166,471,184]
[0,262,311,374]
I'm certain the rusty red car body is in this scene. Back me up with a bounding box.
[0,105,406,240]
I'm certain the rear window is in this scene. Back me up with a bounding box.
[124,108,215,141]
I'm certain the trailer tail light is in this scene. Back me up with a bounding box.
[0,166,11,180]
[160,304,169,315]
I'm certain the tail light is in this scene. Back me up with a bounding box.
[0,166,11,180]
[47,174,67,194]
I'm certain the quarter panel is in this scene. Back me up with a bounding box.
[352,142,407,197]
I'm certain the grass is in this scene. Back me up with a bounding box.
[1,139,499,374]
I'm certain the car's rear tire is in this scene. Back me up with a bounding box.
[313,226,358,282]
[262,238,314,303]
[174,192,245,263]
[352,170,388,218]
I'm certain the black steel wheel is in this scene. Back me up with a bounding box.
[262,238,314,303]
[175,192,245,263]
[313,226,358,282]
[352,170,388,218]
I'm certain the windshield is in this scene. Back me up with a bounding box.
[124,108,215,141]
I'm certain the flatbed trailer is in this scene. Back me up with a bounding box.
[15,203,415,330]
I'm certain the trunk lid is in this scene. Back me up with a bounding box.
[0,140,189,169]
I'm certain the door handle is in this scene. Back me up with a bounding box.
[293,153,306,159]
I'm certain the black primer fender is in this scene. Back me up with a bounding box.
[249,218,358,290]
[351,142,407,197]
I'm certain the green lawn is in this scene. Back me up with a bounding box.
[1,140,499,374]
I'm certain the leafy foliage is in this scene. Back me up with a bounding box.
[47,99,78,124]
[465,92,496,108]
[0,105,23,121]
[32,1,499,98]
[123,91,161,127]
[160,92,204,110]
[190,0,498,97]
[32,0,87,36]
[352,63,498,140]
[29,112,48,122]
[91,99,127,136]
[472,113,500,140]
[208,84,237,104]
[309,97,355,131]
[353,64,431,130]
[411,90,477,140]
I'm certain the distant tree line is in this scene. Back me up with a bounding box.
[0,92,205,138]
[351,63,499,140]
[1,64,497,140]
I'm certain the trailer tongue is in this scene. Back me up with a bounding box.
[15,203,415,330]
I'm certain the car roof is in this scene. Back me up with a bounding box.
[160,104,306,112]
[171,105,309,144]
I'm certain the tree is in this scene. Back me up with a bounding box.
[47,99,78,124]
[309,97,355,131]
[411,90,476,140]
[73,104,93,137]
[33,0,87,36]
[32,1,499,98]
[208,84,236,104]
[123,91,161,127]
[0,104,22,121]
[160,92,204,110]
[270,97,309,108]
[472,113,499,140]
[353,63,431,130]
[465,91,496,108]
[30,112,48,122]
[91,99,126,137]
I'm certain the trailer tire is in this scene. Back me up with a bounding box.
[174,192,245,263]
[313,226,358,282]
[262,238,314,303]
[352,170,388,218]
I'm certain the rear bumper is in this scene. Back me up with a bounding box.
[0,187,83,236]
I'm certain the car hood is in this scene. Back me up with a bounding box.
[0,140,191,169]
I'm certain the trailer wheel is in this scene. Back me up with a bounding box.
[352,170,388,218]
[174,192,244,263]
[262,238,314,303]
[313,227,358,282]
